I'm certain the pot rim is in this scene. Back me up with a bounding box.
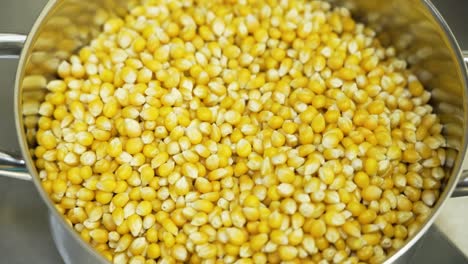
[12,0,468,263]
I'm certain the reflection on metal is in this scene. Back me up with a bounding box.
[0,166,31,181]
[0,150,25,166]
[453,170,468,197]
[0,150,30,181]
[0,34,26,58]
[463,51,468,64]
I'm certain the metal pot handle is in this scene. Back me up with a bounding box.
[0,33,31,181]
[0,151,30,181]
[453,172,468,197]
[0,33,26,59]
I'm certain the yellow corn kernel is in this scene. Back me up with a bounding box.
[271,131,286,147]
[358,209,377,225]
[136,200,152,216]
[343,222,361,237]
[243,194,260,208]
[37,131,57,150]
[196,107,213,122]
[310,219,327,238]
[324,211,346,226]
[278,245,298,261]
[236,139,252,158]
[368,100,386,114]
[227,227,247,246]
[362,185,383,202]
[409,80,424,96]
[364,158,378,176]
[147,243,161,259]
[191,200,214,213]
[196,244,217,259]
[112,192,129,208]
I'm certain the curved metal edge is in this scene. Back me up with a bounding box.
[0,34,27,59]
[384,1,468,264]
[463,51,468,65]
[13,1,110,263]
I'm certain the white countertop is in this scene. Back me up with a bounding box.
[435,154,468,257]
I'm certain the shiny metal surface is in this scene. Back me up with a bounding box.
[0,149,30,181]
[1,0,468,263]
[0,168,31,181]
[453,170,468,197]
[0,34,26,59]
[0,150,25,166]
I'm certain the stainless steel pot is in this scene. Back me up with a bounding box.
[0,0,467,263]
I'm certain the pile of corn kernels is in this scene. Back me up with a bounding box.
[34,0,447,263]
